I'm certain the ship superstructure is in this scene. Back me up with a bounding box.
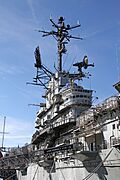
[0,17,120,180]
[31,17,93,153]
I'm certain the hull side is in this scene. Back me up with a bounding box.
[17,147,120,180]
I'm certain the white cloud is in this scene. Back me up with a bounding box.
[0,4,36,44]
[0,63,26,76]
[0,116,34,147]
[27,0,38,23]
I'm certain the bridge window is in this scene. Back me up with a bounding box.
[112,124,115,130]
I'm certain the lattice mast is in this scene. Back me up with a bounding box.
[38,16,82,72]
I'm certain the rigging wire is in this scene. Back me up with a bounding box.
[63,53,68,69]
[32,165,39,180]
[5,172,17,180]
[68,56,77,72]
[49,161,55,180]
[57,161,66,180]
[81,147,114,180]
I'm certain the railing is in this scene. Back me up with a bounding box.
[111,138,120,146]
[0,144,76,170]
[53,117,75,128]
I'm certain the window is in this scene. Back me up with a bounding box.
[112,124,115,130]
[47,115,51,119]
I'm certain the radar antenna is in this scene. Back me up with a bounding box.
[37,16,82,72]
[27,46,54,89]
[73,55,94,74]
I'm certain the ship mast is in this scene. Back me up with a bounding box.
[28,17,94,89]
[38,16,82,72]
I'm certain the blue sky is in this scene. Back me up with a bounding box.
[0,0,120,147]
